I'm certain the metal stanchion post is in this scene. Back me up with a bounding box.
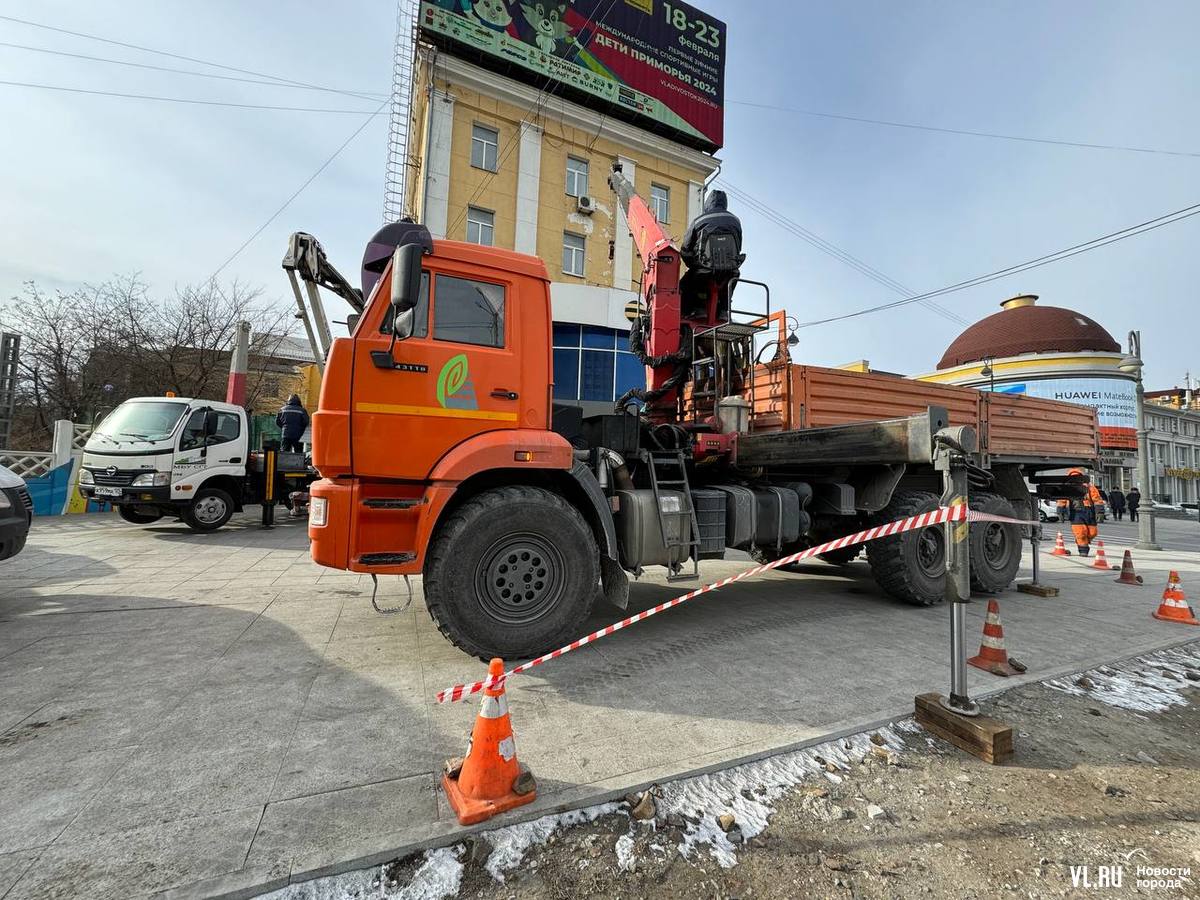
[935,427,979,717]
[261,446,276,529]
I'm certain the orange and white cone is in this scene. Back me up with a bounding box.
[1152,571,1200,626]
[1113,550,1143,585]
[1051,531,1070,556]
[1091,540,1114,570]
[968,599,1027,677]
[442,658,537,825]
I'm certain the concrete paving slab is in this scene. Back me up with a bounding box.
[0,849,42,897]
[3,512,1199,898]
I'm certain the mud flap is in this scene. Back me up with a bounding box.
[600,554,630,610]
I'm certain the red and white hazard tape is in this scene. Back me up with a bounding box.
[436,503,1020,703]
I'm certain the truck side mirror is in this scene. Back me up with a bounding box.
[390,243,423,313]
[204,410,220,438]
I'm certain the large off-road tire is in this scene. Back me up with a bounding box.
[183,488,234,532]
[818,545,861,566]
[865,490,945,606]
[968,493,1023,593]
[423,486,600,660]
[117,505,163,525]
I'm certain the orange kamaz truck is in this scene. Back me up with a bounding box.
[294,168,1098,660]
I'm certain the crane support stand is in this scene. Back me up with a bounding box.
[442,658,537,825]
[916,423,1015,765]
[1018,526,1060,597]
[260,445,277,529]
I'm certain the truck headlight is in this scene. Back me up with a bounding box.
[131,472,171,487]
[310,496,328,527]
[79,469,94,485]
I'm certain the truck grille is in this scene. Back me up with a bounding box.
[16,485,32,511]
[90,469,138,486]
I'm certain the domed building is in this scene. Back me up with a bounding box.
[915,294,1137,490]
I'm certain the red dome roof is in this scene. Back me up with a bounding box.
[937,295,1120,370]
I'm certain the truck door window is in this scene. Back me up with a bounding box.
[179,410,240,450]
[433,275,505,348]
[381,271,429,337]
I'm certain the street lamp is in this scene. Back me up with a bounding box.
[980,357,996,393]
[1118,331,1161,551]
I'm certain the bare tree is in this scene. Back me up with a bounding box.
[0,275,297,448]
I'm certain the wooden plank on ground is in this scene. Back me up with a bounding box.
[1017,581,1061,597]
[915,692,1014,765]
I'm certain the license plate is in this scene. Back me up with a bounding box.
[95,486,124,497]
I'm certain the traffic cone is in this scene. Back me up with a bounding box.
[441,658,537,825]
[968,599,1027,677]
[1091,540,1114,570]
[1051,531,1070,556]
[1152,572,1200,626]
[1113,550,1143,585]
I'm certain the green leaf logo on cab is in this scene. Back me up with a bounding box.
[436,353,477,410]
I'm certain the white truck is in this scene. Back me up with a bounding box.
[78,396,312,531]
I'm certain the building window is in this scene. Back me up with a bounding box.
[565,156,589,197]
[550,324,643,402]
[650,184,670,222]
[433,274,504,348]
[471,124,498,171]
[466,206,494,246]
[562,232,585,277]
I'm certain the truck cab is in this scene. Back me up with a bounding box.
[80,396,252,531]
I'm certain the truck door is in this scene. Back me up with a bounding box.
[350,263,523,480]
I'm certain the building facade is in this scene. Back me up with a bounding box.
[1144,388,1200,505]
[404,50,719,414]
[915,294,1138,490]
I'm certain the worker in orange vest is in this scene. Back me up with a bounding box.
[1057,468,1103,556]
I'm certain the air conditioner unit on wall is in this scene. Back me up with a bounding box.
[576,195,596,215]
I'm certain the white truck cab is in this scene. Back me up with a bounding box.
[80,396,253,531]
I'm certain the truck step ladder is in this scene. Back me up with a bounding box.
[646,450,701,582]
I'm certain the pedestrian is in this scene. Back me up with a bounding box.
[276,393,310,453]
[1064,467,1103,556]
[1127,486,1142,523]
[1109,487,1126,521]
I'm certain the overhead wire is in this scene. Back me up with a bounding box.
[718,181,970,325]
[0,13,385,103]
[728,99,1200,160]
[795,201,1200,328]
[0,78,390,113]
[0,39,388,100]
[207,98,389,282]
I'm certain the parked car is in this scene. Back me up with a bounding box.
[0,464,33,560]
[1036,498,1060,522]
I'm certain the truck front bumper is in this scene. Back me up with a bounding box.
[80,485,172,504]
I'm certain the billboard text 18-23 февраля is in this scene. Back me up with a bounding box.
[419,0,726,150]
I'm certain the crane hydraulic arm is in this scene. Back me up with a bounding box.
[608,163,690,415]
[282,232,364,371]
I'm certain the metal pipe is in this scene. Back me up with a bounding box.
[1128,332,1162,551]
[938,445,979,717]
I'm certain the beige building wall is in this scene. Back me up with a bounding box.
[406,51,718,295]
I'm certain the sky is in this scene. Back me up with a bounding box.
[1,0,1198,388]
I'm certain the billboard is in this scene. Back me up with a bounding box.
[988,376,1137,450]
[419,0,726,150]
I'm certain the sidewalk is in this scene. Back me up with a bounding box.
[1,513,1197,899]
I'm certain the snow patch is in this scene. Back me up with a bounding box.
[614,833,636,872]
[1044,643,1200,713]
[482,801,621,881]
[260,846,463,900]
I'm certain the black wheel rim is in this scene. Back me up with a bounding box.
[980,523,1010,572]
[475,532,566,625]
[915,526,945,577]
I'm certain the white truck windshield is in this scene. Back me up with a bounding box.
[94,401,188,442]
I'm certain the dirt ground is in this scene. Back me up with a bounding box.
[427,668,1200,899]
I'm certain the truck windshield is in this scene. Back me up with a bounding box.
[94,401,188,442]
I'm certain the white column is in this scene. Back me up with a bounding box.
[515,123,542,255]
[423,90,455,239]
[612,156,636,291]
[688,180,705,225]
